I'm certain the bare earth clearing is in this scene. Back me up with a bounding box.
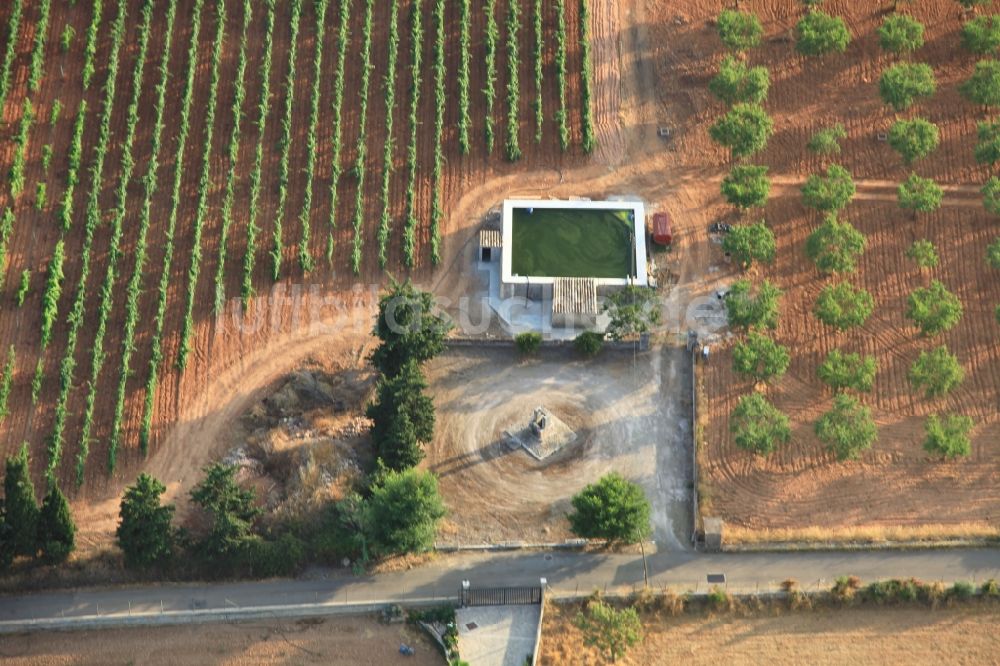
[540,602,1000,666]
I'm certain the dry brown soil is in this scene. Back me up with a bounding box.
[0,615,444,665]
[539,602,1000,665]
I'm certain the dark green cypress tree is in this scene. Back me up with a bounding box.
[37,483,75,564]
[3,443,39,558]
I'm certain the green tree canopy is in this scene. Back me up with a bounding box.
[923,413,974,459]
[815,394,877,461]
[371,279,452,377]
[801,164,856,212]
[814,282,875,331]
[988,238,1000,268]
[906,280,963,336]
[721,165,771,209]
[725,279,783,330]
[982,176,1000,216]
[960,59,1000,107]
[909,345,964,398]
[732,332,790,383]
[722,221,776,269]
[717,9,764,51]
[189,463,262,564]
[879,14,925,54]
[807,124,846,155]
[574,331,604,357]
[805,215,867,274]
[898,172,943,216]
[818,350,877,393]
[364,468,446,558]
[975,119,1000,165]
[796,11,851,56]
[879,63,936,111]
[3,443,38,558]
[366,359,436,472]
[729,391,791,456]
[887,118,940,164]
[575,599,643,663]
[36,484,75,565]
[962,15,1000,53]
[906,239,939,268]
[116,473,175,569]
[709,103,774,158]
[602,286,661,341]
[567,472,651,544]
[709,56,770,105]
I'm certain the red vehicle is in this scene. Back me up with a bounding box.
[652,212,673,246]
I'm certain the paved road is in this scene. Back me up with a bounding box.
[2,548,999,629]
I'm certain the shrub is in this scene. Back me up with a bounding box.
[831,575,862,602]
[707,586,730,610]
[801,164,856,212]
[15,269,30,307]
[40,239,65,349]
[49,100,61,126]
[365,468,446,558]
[41,144,52,172]
[717,9,763,51]
[296,0,328,274]
[962,15,1000,54]
[568,473,652,544]
[732,332,790,384]
[81,0,102,88]
[574,331,604,357]
[975,118,1000,165]
[989,238,1000,268]
[807,123,846,155]
[515,332,543,354]
[602,286,661,340]
[0,346,14,423]
[575,599,643,663]
[729,391,790,455]
[980,579,1000,597]
[960,59,1000,107]
[720,165,770,209]
[880,14,924,54]
[531,0,543,142]
[247,533,305,577]
[321,0,350,266]
[887,118,940,164]
[898,172,943,216]
[818,350,877,393]
[906,280,963,336]
[722,221,776,268]
[909,346,964,398]
[27,0,52,93]
[709,56,770,105]
[34,182,46,210]
[813,282,874,331]
[709,103,774,158]
[60,24,75,52]
[906,239,939,268]
[923,414,973,459]
[815,394,877,460]
[796,10,851,56]
[485,0,500,152]
[982,176,1000,216]
[725,279,783,330]
[880,63,936,111]
[428,0,447,264]
[458,0,472,151]
[949,580,976,600]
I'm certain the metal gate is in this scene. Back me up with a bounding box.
[460,586,543,607]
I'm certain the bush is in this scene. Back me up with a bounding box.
[960,59,1000,107]
[732,332,789,384]
[60,24,75,52]
[729,392,790,455]
[365,468,446,558]
[989,238,1000,268]
[923,414,973,459]
[806,215,868,273]
[880,63,936,111]
[982,176,1000,216]
[602,286,661,341]
[815,394,877,461]
[574,331,604,357]
[720,165,770,209]
[880,14,924,54]
[906,280,963,336]
[887,118,940,164]
[709,56,769,105]
[801,164,856,212]
[515,332,543,354]
[831,575,862,602]
[909,346,964,398]
[725,279,783,330]
[818,350,876,393]
[813,282,874,331]
[707,586,730,610]
[949,580,976,600]
[796,10,851,56]
[568,473,651,544]
[906,239,939,268]
[807,123,846,155]
[717,9,763,51]
[962,15,1000,54]
[722,221,776,268]
[898,172,943,216]
[247,533,305,577]
[709,103,774,158]
[975,119,1000,165]
[575,599,643,663]
[980,579,1000,597]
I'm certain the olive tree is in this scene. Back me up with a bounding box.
[818,350,877,393]
[887,118,940,164]
[709,56,770,105]
[814,282,875,330]
[960,59,1000,107]
[815,394,877,461]
[729,392,791,455]
[722,221,776,268]
[906,239,939,268]
[906,280,963,336]
[721,165,770,209]
[909,345,964,398]
[879,14,925,54]
[879,63,936,110]
[975,119,1000,165]
[805,215,867,274]
[807,124,846,155]
[732,332,790,384]
[923,414,973,459]
[989,238,1000,268]
[961,15,1000,54]
[575,599,643,663]
[982,176,1000,216]
[801,164,856,212]
[796,11,851,56]
[567,473,651,545]
[725,279,783,330]
[709,103,774,158]
[717,9,763,51]
[898,172,943,217]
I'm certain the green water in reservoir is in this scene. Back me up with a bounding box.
[510,207,636,279]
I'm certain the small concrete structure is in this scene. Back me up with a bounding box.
[456,605,542,666]
[551,277,598,329]
[503,406,578,460]
[703,517,724,552]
